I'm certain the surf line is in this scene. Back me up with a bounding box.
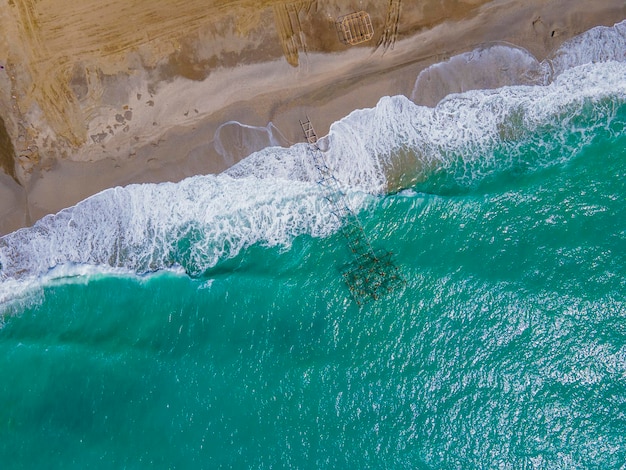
[299,117,405,305]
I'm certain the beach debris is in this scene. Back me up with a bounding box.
[335,11,374,46]
[273,1,313,67]
[377,0,402,52]
[299,117,404,305]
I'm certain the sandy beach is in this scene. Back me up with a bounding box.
[0,0,624,235]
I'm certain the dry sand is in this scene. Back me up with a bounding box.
[0,0,624,235]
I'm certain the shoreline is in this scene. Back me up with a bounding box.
[0,0,624,235]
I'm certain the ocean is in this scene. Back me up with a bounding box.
[1,21,625,469]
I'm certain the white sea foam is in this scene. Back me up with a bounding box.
[1,20,625,297]
[411,44,549,106]
[549,20,626,77]
[412,19,626,106]
[213,121,289,166]
[0,276,44,321]
[332,61,626,189]
[0,175,359,283]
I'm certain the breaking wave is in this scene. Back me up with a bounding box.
[0,175,364,282]
[0,19,625,293]
[411,19,626,105]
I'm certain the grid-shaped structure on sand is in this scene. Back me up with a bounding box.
[336,11,374,46]
[299,117,404,304]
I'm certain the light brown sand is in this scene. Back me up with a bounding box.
[0,0,624,235]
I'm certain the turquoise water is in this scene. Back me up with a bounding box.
[1,25,626,469]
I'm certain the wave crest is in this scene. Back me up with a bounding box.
[0,175,351,280]
[1,20,625,286]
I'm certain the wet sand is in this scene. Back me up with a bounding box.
[0,0,624,235]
